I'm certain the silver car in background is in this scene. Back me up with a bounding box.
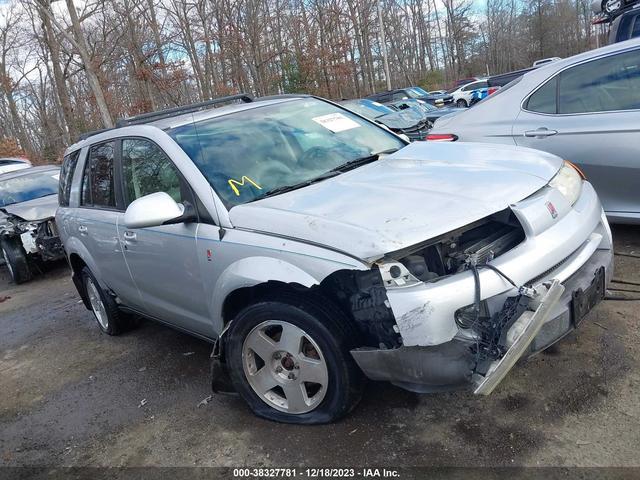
[0,157,31,175]
[57,94,612,424]
[1,166,65,283]
[429,38,640,224]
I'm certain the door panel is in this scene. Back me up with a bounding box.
[514,48,640,215]
[117,221,212,336]
[77,209,143,308]
[117,137,212,336]
[513,110,640,214]
[77,141,141,307]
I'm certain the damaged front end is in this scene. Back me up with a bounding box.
[350,280,564,394]
[0,210,65,262]
[339,197,610,395]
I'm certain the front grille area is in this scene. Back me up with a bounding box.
[526,250,577,286]
[400,120,430,140]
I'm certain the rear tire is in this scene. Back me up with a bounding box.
[225,292,364,424]
[456,99,468,108]
[1,237,32,284]
[81,266,127,336]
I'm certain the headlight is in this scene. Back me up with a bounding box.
[15,222,38,234]
[549,161,584,206]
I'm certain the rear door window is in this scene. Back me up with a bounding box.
[632,16,640,38]
[59,150,80,207]
[81,142,117,209]
[557,49,640,114]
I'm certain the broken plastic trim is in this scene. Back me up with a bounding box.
[210,323,237,394]
[474,279,564,395]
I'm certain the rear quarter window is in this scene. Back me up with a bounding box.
[526,77,558,114]
[59,150,80,207]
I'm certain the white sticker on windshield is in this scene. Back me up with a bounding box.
[312,113,360,133]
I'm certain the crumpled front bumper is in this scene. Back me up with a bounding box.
[351,248,611,393]
[351,182,613,394]
[351,278,567,394]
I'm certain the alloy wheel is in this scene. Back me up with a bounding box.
[242,320,329,414]
[85,277,109,330]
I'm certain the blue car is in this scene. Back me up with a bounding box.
[340,99,430,141]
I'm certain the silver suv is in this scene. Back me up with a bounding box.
[57,94,612,424]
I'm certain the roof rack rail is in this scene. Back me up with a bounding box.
[77,127,115,141]
[115,93,254,128]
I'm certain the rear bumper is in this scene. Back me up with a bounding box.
[351,237,613,394]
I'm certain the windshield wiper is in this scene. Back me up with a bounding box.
[253,148,399,201]
[329,148,398,173]
[256,171,341,200]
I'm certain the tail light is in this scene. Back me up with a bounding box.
[487,87,498,95]
[425,133,458,142]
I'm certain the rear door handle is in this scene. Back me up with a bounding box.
[123,231,137,241]
[78,225,88,234]
[524,128,558,138]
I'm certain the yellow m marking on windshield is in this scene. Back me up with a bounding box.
[228,176,262,196]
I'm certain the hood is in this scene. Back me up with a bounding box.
[376,109,424,130]
[229,142,562,260]
[1,194,58,221]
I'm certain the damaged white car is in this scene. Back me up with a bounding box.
[1,166,65,283]
[57,94,612,424]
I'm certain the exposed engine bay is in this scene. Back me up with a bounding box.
[320,209,527,354]
[0,210,65,262]
[386,208,525,281]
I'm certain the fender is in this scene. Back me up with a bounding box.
[211,256,323,332]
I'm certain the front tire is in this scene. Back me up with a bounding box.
[1,237,32,284]
[226,293,364,424]
[456,99,468,108]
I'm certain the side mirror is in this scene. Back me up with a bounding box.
[124,192,195,229]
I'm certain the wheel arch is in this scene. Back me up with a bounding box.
[222,280,312,327]
[214,259,400,356]
[212,255,350,332]
[64,239,100,310]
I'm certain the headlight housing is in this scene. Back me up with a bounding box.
[549,161,584,206]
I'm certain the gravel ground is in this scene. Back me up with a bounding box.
[1,225,639,470]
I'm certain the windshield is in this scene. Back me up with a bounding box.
[0,169,59,207]
[168,98,405,208]
[342,100,395,119]
[393,99,436,115]
[409,87,430,96]
[414,101,437,112]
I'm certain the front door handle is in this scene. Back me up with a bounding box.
[524,127,558,138]
[123,231,137,241]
